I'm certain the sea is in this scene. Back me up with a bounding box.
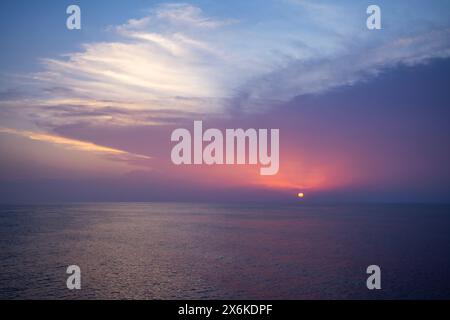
[0,203,449,299]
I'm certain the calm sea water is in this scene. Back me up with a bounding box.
[0,203,449,299]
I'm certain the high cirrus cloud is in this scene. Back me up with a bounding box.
[2,1,450,127]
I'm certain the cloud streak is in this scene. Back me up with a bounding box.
[0,127,151,160]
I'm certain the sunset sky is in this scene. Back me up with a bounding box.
[1,0,450,202]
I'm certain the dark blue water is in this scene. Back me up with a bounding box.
[0,203,449,299]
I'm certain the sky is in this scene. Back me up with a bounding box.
[0,0,450,203]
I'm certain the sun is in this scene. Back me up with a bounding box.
[297,192,305,199]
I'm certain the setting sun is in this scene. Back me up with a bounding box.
[297,192,305,198]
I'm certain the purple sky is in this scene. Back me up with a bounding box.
[1,1,450,203]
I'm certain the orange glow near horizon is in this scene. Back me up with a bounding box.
[1,125,357,197]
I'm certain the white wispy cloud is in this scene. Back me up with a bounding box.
[119,3,238,31]
[23,3,244,119]
[236,28,450,106]
[2,1,450,126]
